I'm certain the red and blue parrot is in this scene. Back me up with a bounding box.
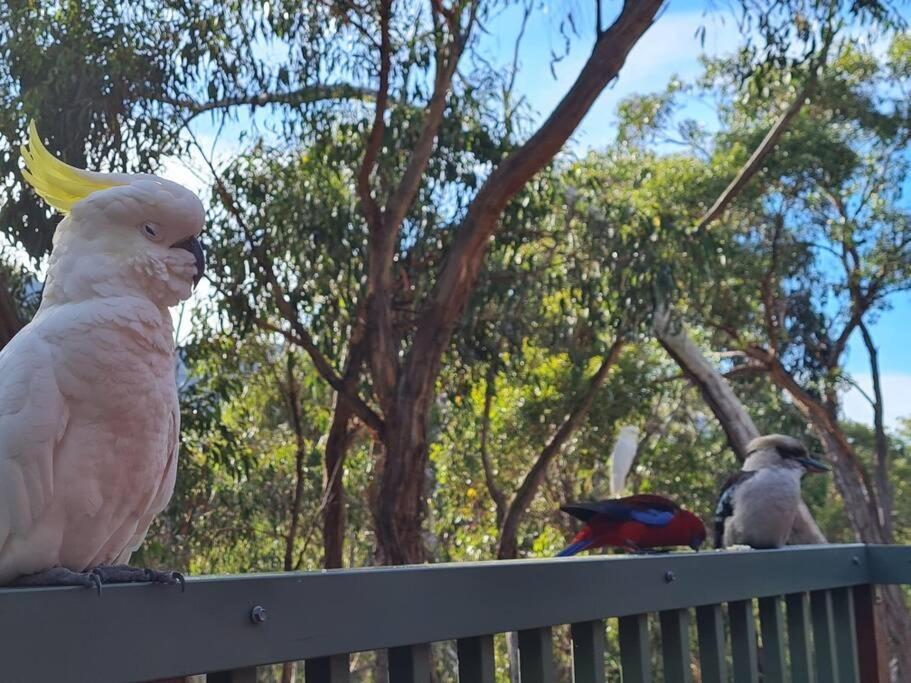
[557,494,706,556]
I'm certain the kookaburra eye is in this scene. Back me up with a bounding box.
[143,223,160,240]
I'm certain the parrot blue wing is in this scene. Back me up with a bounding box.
[561,494,679,527]
[628,508,675,525]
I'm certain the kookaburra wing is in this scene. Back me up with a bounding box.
[0,123,205,588]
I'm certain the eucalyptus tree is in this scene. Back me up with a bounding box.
[631,37,911,674]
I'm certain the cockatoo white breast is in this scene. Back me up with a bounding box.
[0,123,205,582]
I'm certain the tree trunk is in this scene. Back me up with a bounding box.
[363,1,663,569]
[323,402,353,570]
[764,360,911,680]
[653,308,826,543]
[654,307,759,461]
[322,320,369,569]
[373,397,433,565]
[284,354,307,573]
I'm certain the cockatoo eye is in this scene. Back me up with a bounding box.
[142,223,161,241]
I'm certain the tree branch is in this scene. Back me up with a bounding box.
[860,319,893,538]
[479,363,507,525]
[405,1,663,419]
[188,131,385,436]
[360,0,397,409]
[158,83,378,117]
[496,339,625,559]
[695,78,816,231]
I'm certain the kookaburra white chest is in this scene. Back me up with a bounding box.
[0,123,205,587]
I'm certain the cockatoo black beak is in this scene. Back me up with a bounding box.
[173,236,206,286]
[797,455,830,473]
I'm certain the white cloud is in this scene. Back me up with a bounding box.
[841,373,911,430]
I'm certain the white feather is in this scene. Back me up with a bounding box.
[609,426,640,496]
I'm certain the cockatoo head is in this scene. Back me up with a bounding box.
[743,434,830,476]
[20,122,206,308]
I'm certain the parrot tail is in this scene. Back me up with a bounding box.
[557,539,594,557]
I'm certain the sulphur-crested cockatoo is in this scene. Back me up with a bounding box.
[0,122,204,591]
[609,426,640,497]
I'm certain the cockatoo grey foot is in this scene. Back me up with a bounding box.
[92,565,186,591]
[10,567,103,595]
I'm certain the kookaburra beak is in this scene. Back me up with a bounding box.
[797,455,830,473]
[173,236,206,286]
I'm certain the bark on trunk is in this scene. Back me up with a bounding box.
[373,399,433,565]
[323,402,353,569]
[322,324,369,569]
[653,308,827,544]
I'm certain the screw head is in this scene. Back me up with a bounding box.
[664,570,676,583]
[852,555,861,565]
[250,605,268,624]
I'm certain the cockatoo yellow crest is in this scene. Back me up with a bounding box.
[20,121,123,213]
[0,123,206,590]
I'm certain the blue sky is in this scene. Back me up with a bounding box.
[165,0,909,426]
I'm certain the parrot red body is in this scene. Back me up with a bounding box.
[557,494,706,556]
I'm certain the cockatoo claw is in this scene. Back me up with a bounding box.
[90,572,103,597]
[92,564,186,591]
[8,566,102,594]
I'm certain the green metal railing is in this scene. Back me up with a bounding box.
[1,544,908,682]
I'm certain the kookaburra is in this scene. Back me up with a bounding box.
[715,434,829,549]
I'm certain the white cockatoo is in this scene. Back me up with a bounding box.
[609,425,640,497]
[0,123,205,591]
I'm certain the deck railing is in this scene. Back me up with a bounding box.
[2,543,909,682]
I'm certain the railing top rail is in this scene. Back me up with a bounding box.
[0,544,905,682]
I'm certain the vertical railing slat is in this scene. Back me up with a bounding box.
[811,589,839,683]
[728,600,758,683]
[457,634,496,683]
[618,613,652,683]
[305,654,351,682]
[832,587,861,683]
[786,592,815,683]
[696,604,727,683]
[388,643,432,683]
[853,584,887,683]
[757,596,787,682]
[207,667,258,683]
[518,627,555,683]
[659,609,692,683]
[571,620,606,683]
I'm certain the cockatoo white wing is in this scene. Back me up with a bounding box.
[116,403,179,564]
[609,426,640,497]
[0,325,69,554]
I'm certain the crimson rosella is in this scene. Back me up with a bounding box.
[715,434,829,550]
[557,494,706,556]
